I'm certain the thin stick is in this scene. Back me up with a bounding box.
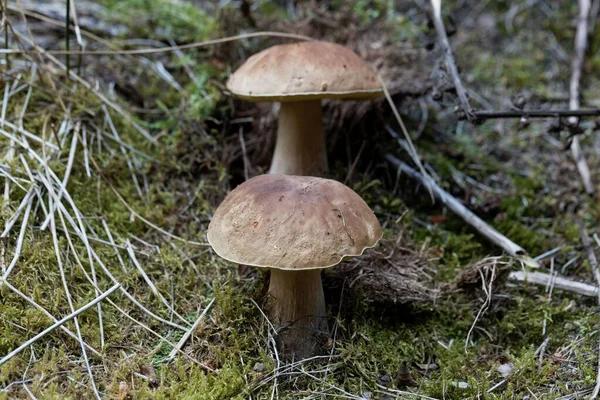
[569,0,594,195]
[40,123,79,230]
[380,79,433,201]
[0,31,313,55]
[11,29,155,143]
[430,0,474,121]
[1,0,9,70]
[508,271,598,297]
[2,279,101,358]
[0,284,119,367]
[385,153,539,267]
[125,241,191,327]
[473,108,600,120]
[65,0,70,74]
[88,155,209,246]
[167,298,215,360]
[0,194,32,282]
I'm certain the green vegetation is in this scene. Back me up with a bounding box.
[1,0,599,398]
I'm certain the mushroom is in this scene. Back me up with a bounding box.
[207,174,382,359]
[227,41,383,176]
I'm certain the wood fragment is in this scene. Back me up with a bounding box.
[430,0,474,121]
[385,154,538,267]
[508,271,598,297]
[569,0,595,195]
[473,108,600,120]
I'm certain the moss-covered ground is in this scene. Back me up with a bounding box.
[1,0,599,398]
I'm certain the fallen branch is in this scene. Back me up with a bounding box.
[472,108,600,120]
[385,153,538,267]
[569,0,595,195]
[508,271,598,298]
[430,0,474,121]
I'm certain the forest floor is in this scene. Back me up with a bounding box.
[1,0,600,399]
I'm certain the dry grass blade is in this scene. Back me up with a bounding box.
[465,258,496,351]
[39,122,79,230]
[0,283,119,367]
[126,240,191,327]
[2,279,102,358]
[88,155,209,247]
[48,198,101,399]
[0,191,32,282]
[167,298,215,360]
[10,29,155,143]
[1,185,35,237]
[0,31,313,55]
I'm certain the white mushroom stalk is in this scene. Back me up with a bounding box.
[270,100,326,175]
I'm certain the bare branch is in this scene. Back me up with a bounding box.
[473,108,600,120]
[509,271,598,297]
[385,153,538,267]
[429,0,474,121]
[569,0,595,195]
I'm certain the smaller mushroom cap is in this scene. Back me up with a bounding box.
[207,175,382,270]
[226,41,383,101]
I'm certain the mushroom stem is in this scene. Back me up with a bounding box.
[267,268,328,359]
[269,100,327,176]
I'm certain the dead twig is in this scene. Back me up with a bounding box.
[430,0,474,121]
[568,0,595,195]
[385,153,538,267]
[508,270,598,297]
[472,108,600,120]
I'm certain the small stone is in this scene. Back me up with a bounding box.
[253,362,266,373]
[497,362,514,378]
[376,371,392,387]
[451,381,469,389]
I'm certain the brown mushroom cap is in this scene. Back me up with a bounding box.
[207,175,382,270]
[226,41,383,101]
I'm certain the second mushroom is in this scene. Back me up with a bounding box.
[227,41,383,176]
